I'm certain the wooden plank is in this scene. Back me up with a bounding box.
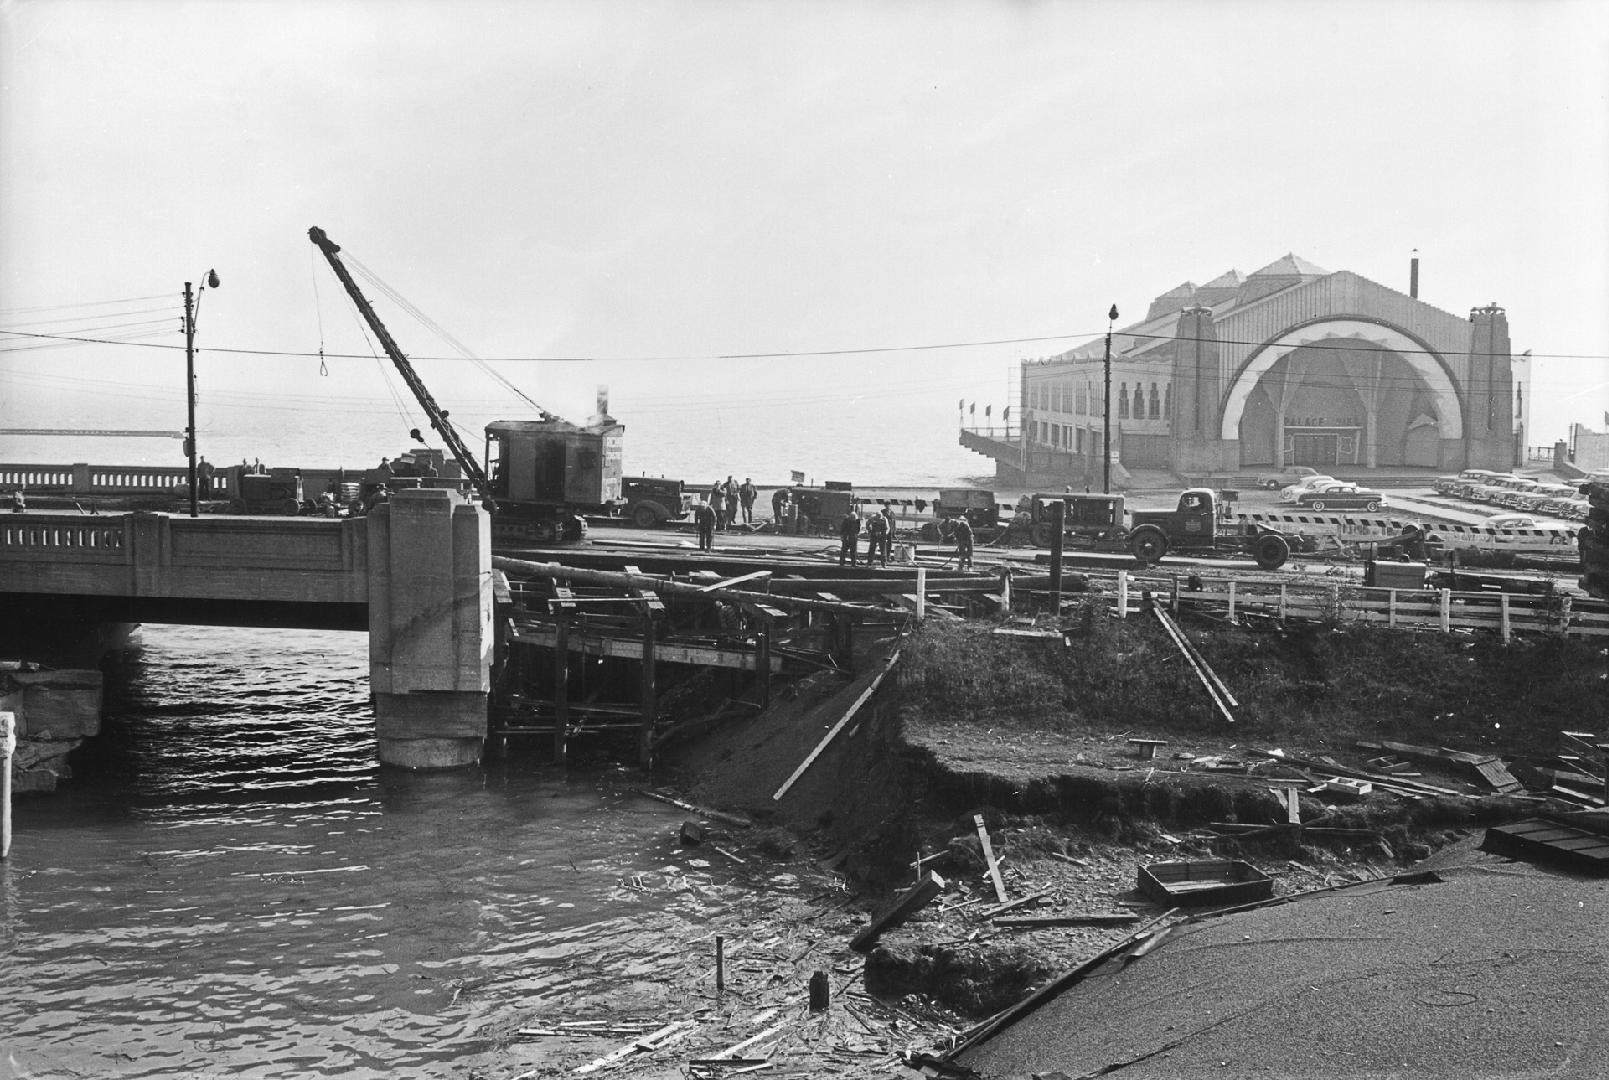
[975,814,1008,904]
[553,616,569,763]
[849,871,945,951]
[980,890,1052,918]
[700,569,773,592]
[773,645,902,801]
[994,913,1140,929]
[512,624,782,672]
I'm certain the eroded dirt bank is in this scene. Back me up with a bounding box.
[661,607,1608,1023]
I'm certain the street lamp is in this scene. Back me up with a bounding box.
[1102,303,1118,493]
[183,269,220,518]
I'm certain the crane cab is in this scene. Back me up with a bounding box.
[485,418,624,510]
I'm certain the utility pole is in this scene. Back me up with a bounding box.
[183,281,198,518]
[1102,304,1119,493]
[182,271,220,519]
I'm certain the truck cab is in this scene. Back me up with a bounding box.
[1128,488,1295,569]
[621,476,694,528]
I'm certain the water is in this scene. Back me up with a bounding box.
[1,626,762,1078]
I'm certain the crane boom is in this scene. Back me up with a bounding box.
[307,225,498,512]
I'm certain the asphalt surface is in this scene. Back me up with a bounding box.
[956,843,1608,1079]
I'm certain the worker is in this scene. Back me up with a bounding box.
[693,500,717,552]
[865,507,889,566]
[709,481,726,530]
[739,477,758,525]
[879,503,896,564]
[197,457,215,498]
[9,487,25,513]
[722,476,739,529]
[771,486,790,526]
[838,508,862,566]
[953,514,974,570]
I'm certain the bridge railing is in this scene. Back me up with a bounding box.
[0,462,235,496]
[0,515,127,553]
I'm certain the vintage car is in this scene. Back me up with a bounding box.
[1484,513,1541,529]
[1255,465,1321,490]
[1291,484,1383,512]
[1278,475,1338,502]
[1467,474,1524,502]
[1435,468,1497,496]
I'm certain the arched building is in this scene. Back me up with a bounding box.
[966,255,1525,486]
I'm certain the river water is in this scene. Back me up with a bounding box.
[1,625,763,1078]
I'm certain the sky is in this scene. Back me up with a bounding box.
[2,0,1606,463]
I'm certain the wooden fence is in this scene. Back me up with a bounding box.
[1074,568,1608,641]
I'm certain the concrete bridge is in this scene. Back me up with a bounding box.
[0,489,493,769]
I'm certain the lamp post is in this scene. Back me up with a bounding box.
[182,270,220,518]
[1102,303,1119,493]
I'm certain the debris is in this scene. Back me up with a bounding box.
[808,970,830,1012]
[1126,737,1167,760]
[1152,605,1237,723]
[635,788,753,829]
[973,814,1008,904]
[850,871,945,952]
[1481,815,1609,875]
[1322,777,1373,800]
[680,820,706,846]
[980,890,1052,918]
[572,1018,697,1074]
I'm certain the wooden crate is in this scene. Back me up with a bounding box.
[1137,859,1274,906]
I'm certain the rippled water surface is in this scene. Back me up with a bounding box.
[2,626,738,1078]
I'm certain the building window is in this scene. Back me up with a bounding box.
[1118,383,1130,419]
[1133,384,1145,419]
[1076,428,1084,453]
[1164,383,1172,419]
[1148,383,1160,419]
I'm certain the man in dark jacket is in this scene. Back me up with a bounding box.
[693,501,717,552]
[838,509,861,566]
[953,515,974,570]
[738,478,758,524]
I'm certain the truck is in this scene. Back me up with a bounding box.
[620,476,695,528]
[309,226,621,545]
[1126,488,1299,570]
[224,467,306,515]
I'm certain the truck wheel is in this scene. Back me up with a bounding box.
[1254,533,1291,570]
[1264,479,1279,489]
[1310,500,1326,512]
[281,498,302,516]
[1129,526,1167,565]
[1030,522,1054,547]
[632,504,662,529]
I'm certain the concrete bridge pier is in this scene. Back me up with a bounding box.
[366,489,492,769]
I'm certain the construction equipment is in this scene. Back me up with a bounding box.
[620,476,695,528]
[225,467,305,515]
[308,226,622,544]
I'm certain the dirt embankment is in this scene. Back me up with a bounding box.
[662,608,1608,1019]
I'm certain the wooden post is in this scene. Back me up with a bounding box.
[1278,583,1287,621]
[916,566,926,622]
[640,612,657,768]
[1226,580,1237,622]
[1000,567,1012,613]
[1171,576,1180,614]
[1,710,13,861]
[1439,588,1451,633]
[1500,592,1512,643]
[1116,569,1128,620]
[553,616,569,763]
[808,970,830,1012]
[715,935,725,993]
[1049,500,1065,610]
[756,622,772,707]
[974,813,1008,903]
[1388,588,1397,628]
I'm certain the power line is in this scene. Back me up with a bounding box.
[1,324,1606,365]
[0,293,171,316]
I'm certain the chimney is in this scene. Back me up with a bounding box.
[1410,249,1419,299]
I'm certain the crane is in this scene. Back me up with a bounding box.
[307,225,498,512]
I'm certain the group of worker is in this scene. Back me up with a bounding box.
[705,476,760,531]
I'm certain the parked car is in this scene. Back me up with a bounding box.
[1467,475,1523,502]
[1492,479,1543,507]
[1280,476,1340,503]
[1437,468,1497,496]
[1484,513,1540,529]
[1293,485,1383,512]
[1255,465,1320,490]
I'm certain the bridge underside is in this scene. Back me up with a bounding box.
[1,593,369,634]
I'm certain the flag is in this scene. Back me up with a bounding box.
[1003,406,1011,422]
[969,402,975,416]
[958,397,965,411]
[790,469,805,485]
[985,405,992,418]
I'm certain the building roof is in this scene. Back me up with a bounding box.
[1249,252,1329,278]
